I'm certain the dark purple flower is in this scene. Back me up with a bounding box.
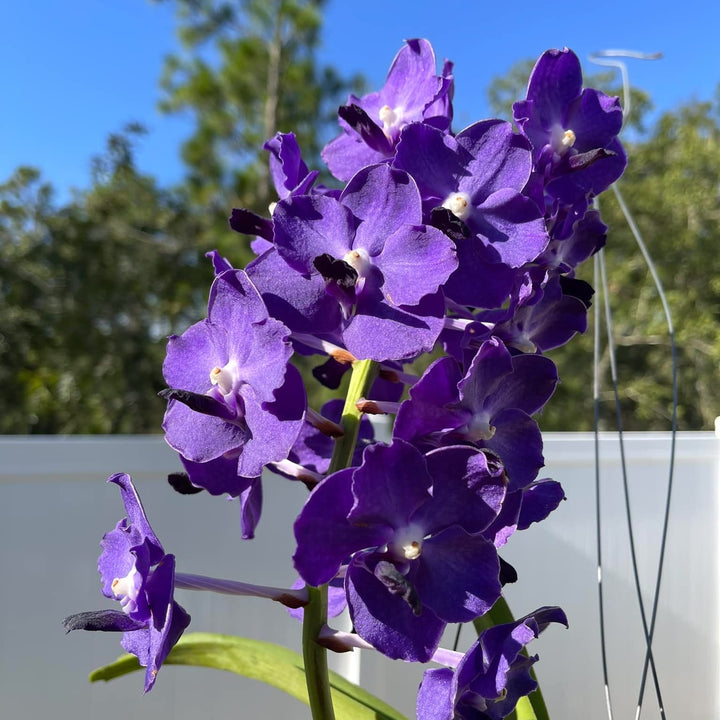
[271,163,457,361]
[161,269,305,478]
[63,473,190,692]
[417,606,567,720]
[513,48,626,205]
[488,272,590,353]
[394,337,557,490]
[293,441,506,661]
[539,206,607,273]
[394,120,548,308]
[323,38,453,181]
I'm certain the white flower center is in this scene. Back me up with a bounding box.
[509,336,537,354]
[551,126,576,155]
[468,414,496,442]
[391,524,425,561]
[210,363,235,396]
[402,540,422,560]
[442,192,472,221]
[111,565,142,615]
[379,104,404,139]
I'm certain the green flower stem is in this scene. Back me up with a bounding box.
[328,358,379,475]
[303,584,335,720]
[473,596,550,720]
[303,358,378,720]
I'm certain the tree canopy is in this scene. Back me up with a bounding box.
[2,34,718,433]
[487,60,720,431]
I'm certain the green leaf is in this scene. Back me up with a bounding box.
[90,632,408,720]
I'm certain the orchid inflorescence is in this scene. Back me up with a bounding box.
[65,40,625,719]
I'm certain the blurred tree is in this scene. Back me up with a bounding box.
[156,0,362,262]
[3,1,361,433]
[0,126,207,433]
[487,61,720,430]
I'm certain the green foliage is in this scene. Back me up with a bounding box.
[488,59,719,430]
[3,1,361,433]
[90,632,408,720]
[156,0,362,262]
[0,127,207,433]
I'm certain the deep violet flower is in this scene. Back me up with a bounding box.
[417,606,568,720]
[63,473,190,692]
[294,441,506,661]
[271,163,457,361]
[161,269,305,478]
[394,120,548,309]
[394,337,558,490]
[513,48,626,206]
[323,38,453,181]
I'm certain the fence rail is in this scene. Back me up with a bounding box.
[1,432,717,719]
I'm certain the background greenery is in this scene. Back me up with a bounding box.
[2,0,717,433]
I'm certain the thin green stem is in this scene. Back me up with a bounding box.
[303,585,334,720]
[328,358,379,474]
[302,358,378,720]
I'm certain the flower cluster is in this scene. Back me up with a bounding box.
[67,41,624,717]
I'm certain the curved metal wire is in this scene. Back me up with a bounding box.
[593,252,615,720]
[589,49,676,720]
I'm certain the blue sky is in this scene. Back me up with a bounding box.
[2,0,717,201]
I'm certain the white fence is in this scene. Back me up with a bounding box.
[1,432,718,719]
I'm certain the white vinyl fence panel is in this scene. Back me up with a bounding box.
[1,432,717,719]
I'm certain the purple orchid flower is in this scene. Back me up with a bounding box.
[487,272,591,354]
[63,473,190,692]
[294,441,506,661]
[394,337,558,490]
[394,120,548,309]
[417,606,568,720]
[161,269,306,478]
[539,206,607,273]
[271,163,457,361]
[323,38,453,181]
[513,48,626,207]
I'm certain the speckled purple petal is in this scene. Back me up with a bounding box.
[342,164,423,252]
[517,480,565,530]
[413,525,501,622]
[246,247,341,335]
[236,364,306,478]
[419,446,506,534]
[342,288,446,362]
[417,667,455,720]
[485,408,544,491]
